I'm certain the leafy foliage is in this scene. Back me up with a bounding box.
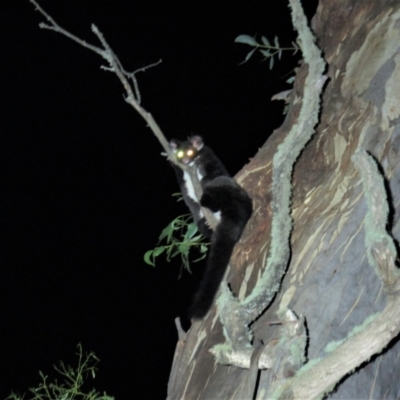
[144,214,209,272]
[6,344,113,400]
[235,34,299,69]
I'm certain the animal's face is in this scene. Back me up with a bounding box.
[175,143,197,165]
[170,136,204,165]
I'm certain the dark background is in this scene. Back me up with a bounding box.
[1,1,317,398]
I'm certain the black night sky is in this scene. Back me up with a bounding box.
[1,1,317,398]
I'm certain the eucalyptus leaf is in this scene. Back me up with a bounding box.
[153,246,166,257]
[260,49,271,58]
[159,223,174,242]
[200,244,208,253]
[190,235,203,242]
[178,242,189,256]
[171,249,181,258]
[145,212,208,271]
[234,34,258,46]
[144,250,155,266]
[261,36,270,47]
[185,222,198,240]
[193,254,207,262]
[239,48,257,65]
[269,56,274,70]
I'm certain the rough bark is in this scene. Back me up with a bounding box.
[167,0,400,399]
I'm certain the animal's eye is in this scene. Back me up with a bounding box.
[187,149,194,156]
[177,150,184,159]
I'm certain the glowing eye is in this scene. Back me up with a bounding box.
[187,150,194,156]
[177,150,184,158]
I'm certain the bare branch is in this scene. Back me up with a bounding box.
[30,0,104,57]
[129,60,163,104]
[132,59,163,75]
[29,0,173,162]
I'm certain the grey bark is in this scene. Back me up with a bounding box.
[167,0,400,399]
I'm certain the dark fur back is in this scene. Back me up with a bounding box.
[196,147,229,186]
[190,177,252,319]
[169,137,252,319]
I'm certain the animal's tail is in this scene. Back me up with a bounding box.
[190,177,252,319]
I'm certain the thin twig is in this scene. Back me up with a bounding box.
[29,0,172,161]
[129,59,162,103]
[30,0,104,57]
[132,59,162,75]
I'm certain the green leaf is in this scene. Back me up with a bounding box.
[145,213,209,272]
[144,250,155,266]
[172,192,183,200]
[239,48,256,65]
[286,76,295,84]
[170,249,181,258]
[185,222,198,240]
[193,254,207,262]
[234,34,258,46]
[261,36,270,47]
[159,224,173,242]
[269,56,274,70]
[260,49,271,58]
[153,246,166,257]
[178,242,189,255]
[189,235,203,242]
[200,244,209,253]
[274,35,279,48]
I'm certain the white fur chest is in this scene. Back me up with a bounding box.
[182,168,220,222]
[183,170,201,203]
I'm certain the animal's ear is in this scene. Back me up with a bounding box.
[169,139,179,151]
[189,135,204,150]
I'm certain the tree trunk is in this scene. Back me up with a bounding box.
[167,0,400,399]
